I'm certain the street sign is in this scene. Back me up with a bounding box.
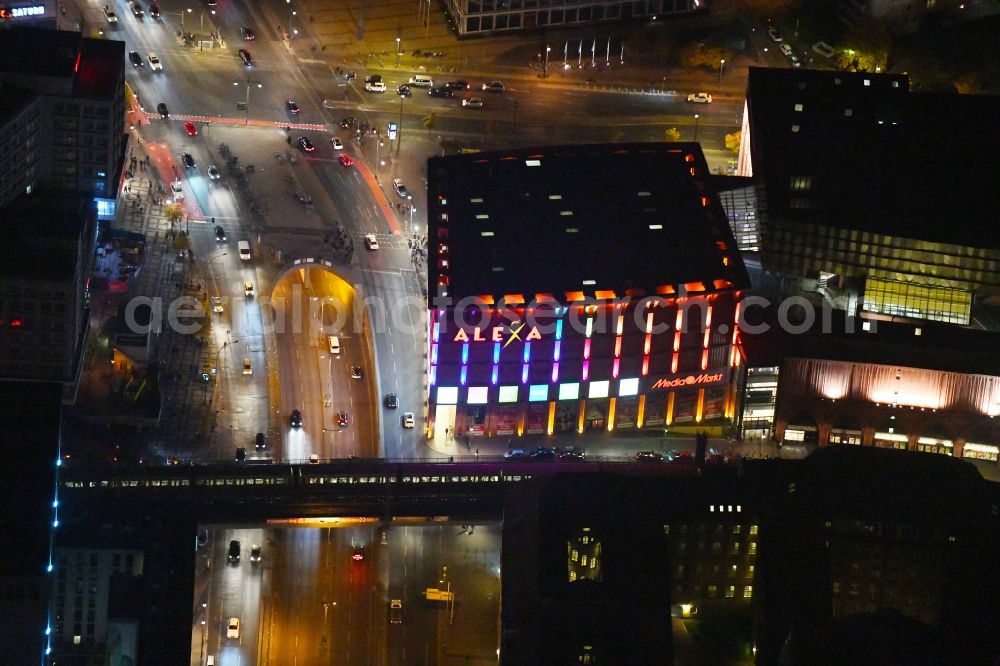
[387,122,397,140]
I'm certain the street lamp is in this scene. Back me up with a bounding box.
[693,113,701,143]
[544,45,551,78]
[374,136,384,182]
[234,77,262,125]
[396,37,401,66]
[719,58,725,87]
[286,0,296,39]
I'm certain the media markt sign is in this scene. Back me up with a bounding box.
[646,371,726,391]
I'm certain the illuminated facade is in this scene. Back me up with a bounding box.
[739,68,1000,328]
[425,144,749,441]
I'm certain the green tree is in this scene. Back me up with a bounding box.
[664,127,682,142]
[724,131,741,153]
[839,20,892,72]
[172,231,190,251]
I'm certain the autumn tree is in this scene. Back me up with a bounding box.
[664,127,682,142]
[725,131,741,153]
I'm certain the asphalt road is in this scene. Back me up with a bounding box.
[195,522,501,666]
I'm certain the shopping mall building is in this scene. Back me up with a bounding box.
[424,144,750,441]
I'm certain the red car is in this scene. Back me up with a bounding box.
[184,121,197,136]
[338,153,353,167]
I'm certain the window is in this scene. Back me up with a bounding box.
[794,103,804,112]
[726,585,736,598]
[437,386,458,404]
[743,585,753,599]
[588,380,609,399]
[467,386,488,404]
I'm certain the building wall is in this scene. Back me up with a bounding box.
[428,293,743,438]
[0,96,43,206]
[43,95,124,199]
[666,511,758,608]
[446,0,701,36]
[52,548,144,647]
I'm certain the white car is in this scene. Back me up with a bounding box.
[768,27,782,42]
[462,96,484,109]
[147,53,162,71]
[104,6,117,22]
[207,165,220,180]
[687,92,712,104]
[365,81,386,93]
[392,178,409,198]
[242,358,252,375]
[226,618,240,639]
[169,180,184,201]
[244,281,254,297]
[402,412,415,429]
[331,137,343,150]
[364,234,379,250]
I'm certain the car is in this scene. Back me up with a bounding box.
[297,136,315,152]
[290,409,303,428]
[409,75,433,87]
[350,366,363,379]
[286,100,300,114]
[128,0,143,17]
[340,116,358,128]
[147,1,159,18]
[338,153,354,167]
[242,358,252,374]
[482,80,505,93]
[238,49,253,67]
[254,432,266,449]
[169,180,184,201]
[249,544,262,562]
[235,446,246,461]
[396,84,411,97]
[244,281,254,297]
[104,6,117,22]
[402,412,415,428]
[428,86,454,98]
[813,41,837,58]
[210,296,224,313]
[530,447,557,460]
[446,80,470,91]
[635,451,664,462]
[365,81,387,93]
[184,121,197,136]
[365,74,383,84]
[308,453,319,464]
[228,540,241,562]
[147,52,162,71]
[157,102,169,118]
[128,51,143,67]
[504,448,527,459]
[687,92,712,104]
[240,26,255,40]
[207,165,220,180]
[226,618,240,639]
[364,234,378,250]
[462,96,483,109]
[560,448,586,461]
[768,26,782,42]
[206,0,216,6]
[392,178,409,198]
[337,411,349,427]
[181,153,195,169]
[352,546,365,561]
[384,392,398,408]
[389,599,403,624]
[789,54,801,68]
[214,225,227,241]
[779,43,792,57]
[330,137,344,150]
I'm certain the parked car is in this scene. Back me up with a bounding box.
[428,86,454,98]
[365,81,387,93]
[779,43,792,57]
[446,80,470,91]
[128,51,143,67]
[169,180,184,201]
[364,234,379,250]
[226,618,240,639]
[504,449,527,459]
[157,102,169,118]
[330,137,343,150]
[402,412,415,428]
[384,392,398,408]
[392,178,409,198]
[635,451,664,462]
[530,447,557,460]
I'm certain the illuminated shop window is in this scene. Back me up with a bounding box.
[498,385,518,403]
[588,380,609,399]
[528,384,548,402]
[558,382,580,401]
[437,386,458,405]
[618,377,639,396]
[467,386,488,404]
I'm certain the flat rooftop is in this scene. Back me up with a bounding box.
[0,28,123,99]
[0,190,94,281]
[426,143,750,305]
[746,67,1000,249]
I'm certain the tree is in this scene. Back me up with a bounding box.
[724,131,741,154]
[664,127,682,142]
[839,20,892,72]
[164,202,184,225]
[422,112,436,129]
[954,72,982,94]
[678,43,731,70]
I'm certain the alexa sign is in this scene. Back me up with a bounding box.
[453,321,542,346]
